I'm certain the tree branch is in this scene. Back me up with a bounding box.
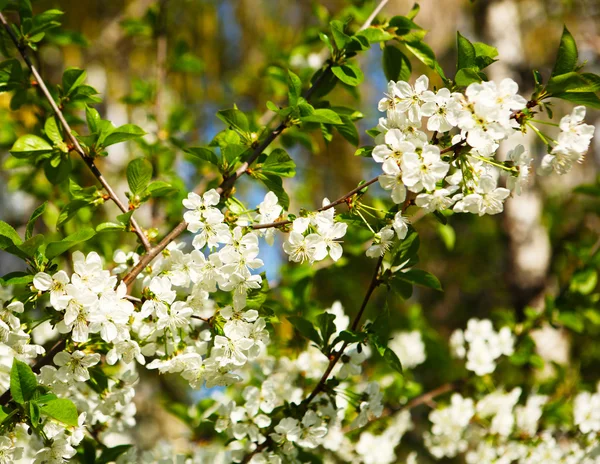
[0,12,151,251]
[252,175,380,230]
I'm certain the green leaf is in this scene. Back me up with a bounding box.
[574,184,600,196]
[10,134,53,158]
[455,68,486,87]
[331,63,364,86]
[456,32,476,70]
[555,311,584,333]
[96,222,126,233]
[5,234,44,260]
[330,20,350,49]
[389,277,413,300]
[0,271,33,286]
[551,91,600,109]
[389,15,422,35]
[44,117,62,144]
[96,445,133,464]
[473,42,498,69]
[10,358,37,404]
[383,347,403,373]
[288,316,322,345]
[397,268,443,291]
[300,108,343,125]
[546,72,600,95]
[0,220,22,250]
[405,41,446,79]
[334,330,365,344]
[57,199,92,226]
[216,107,250,133]
[145,181,178,198]
[354,146,373,157]
[40,398,79,427]
[44,156,72,184]
[261,148,296,177]
[256,172,289,209]
[85,105,101,133]
[570,268,597,295]
[407,3,420,20]
[127,158,153,195]
[382,45,412,82]
[287,70,302,107]
[62,67,86,96]
[185,147,219,166]
[356,27,395,44]
[317,312,336,347]
[25,202,46,240]
[102,124,146,147]
[336,115,359,146]
[552,26,578,77]
[45,228,96,259]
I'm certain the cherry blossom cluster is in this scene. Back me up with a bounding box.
[281,198,348,264]
[372,76,595,233]
[449,317,515,375]
[424,387,600,463]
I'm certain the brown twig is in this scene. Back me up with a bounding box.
[252,175,380,230]
[0,12,151,251]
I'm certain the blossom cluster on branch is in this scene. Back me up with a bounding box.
[0,2,599,464]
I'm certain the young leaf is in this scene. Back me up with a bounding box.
[261,148,296,177]
[25,202,47,241]
[288,316,322,345]
[317,312,337,348]
[185,147,219,166]
[456,32,476,70]
[145,181,178,198]
[62,67,86,96]
[383,347,403,373]
[44,156,72,184]
[0,220,22,250]
[256,172,290,209]
[10,358,37,404]
[40,398,79,427]
[216,107,250,133]
[10,134,53,158]
[44,117,62,144]
[405,41,446,79]
[127,158,153,195]
[102,124,146,147]
[396,268,443,291]
[96,445,134,464]
[331,63,364,86]
[85,105,101,133]
[330,20,350,49]
[287,70,302,107]
[45,228,96,259]
[551,26,578,77]
[336,115,360,146]
[389,15,422,36]
[300,108,343,125]
[382,45,412,82]
[0,271,33,287]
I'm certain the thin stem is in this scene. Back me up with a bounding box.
[356,209,375,233]
[469,154,513,172]
[527,122,554,145]
[530,118,559,127]
[251,176,379,231]
[0,13,151,251]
